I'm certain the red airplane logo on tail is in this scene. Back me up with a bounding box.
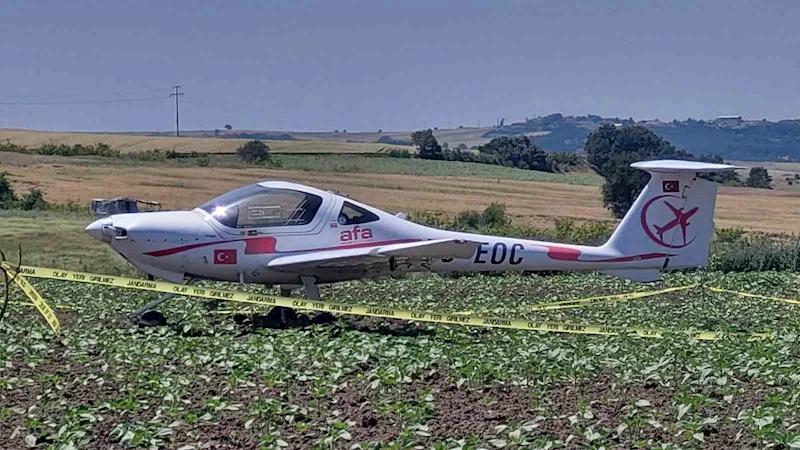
[654,201,698,246]
[641,195,701,249]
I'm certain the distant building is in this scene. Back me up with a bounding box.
[714,115,743,127]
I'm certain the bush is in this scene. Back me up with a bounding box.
[711,233,800,272]
[377,136,412,146]
[0,172,18,208]
[547,152,587,173]
[745,166,772,189]
[387,148,412,159]
[237,140,271,164]
[0,174,49,210]
[553,218,612,245]
[476,136,551,172]
[454,210,483,229]
[715,227,746,243]
[125,149,169,161]
[481,203,510,228]
[410,204,612,246]
[0,141,120,158]
[20,188,48,210]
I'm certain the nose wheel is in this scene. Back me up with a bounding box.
[130,292,176,327]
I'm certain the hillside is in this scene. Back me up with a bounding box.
[6,111,800,162]
[0,129,413,154]
[125,127,499,149]
[484,114,800,161]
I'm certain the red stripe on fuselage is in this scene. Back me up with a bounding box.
[542,245,674,262]
[143,237,421,257]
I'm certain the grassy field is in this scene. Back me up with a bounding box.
[4,243,800,448]
[273,155,601,185]
[4,144,800,447]
[144,126,500,149]
[0,210,132,275]
[0,126,520,153]
[0,129,412,154]
[733,160,800,190]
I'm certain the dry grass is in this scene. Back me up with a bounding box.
[3,152,800,233]
[16,126,502,150]
[0,128,412,154]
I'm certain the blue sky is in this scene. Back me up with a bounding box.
[1,0,797,132]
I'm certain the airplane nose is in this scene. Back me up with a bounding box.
[85,218,112,243]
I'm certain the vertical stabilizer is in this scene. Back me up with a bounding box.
[602,160,738,270]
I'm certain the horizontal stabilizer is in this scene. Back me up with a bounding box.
[631,160,740,173]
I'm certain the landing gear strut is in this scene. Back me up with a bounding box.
[269,277,321,326]
[129,278,194,327]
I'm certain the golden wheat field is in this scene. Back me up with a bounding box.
[0,129,412,154]
[2,151,800,234]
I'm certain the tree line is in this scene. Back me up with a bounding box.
[410,126,774,219]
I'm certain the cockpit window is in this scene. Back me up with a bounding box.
[338,201,379,225]
[199,185,323,228]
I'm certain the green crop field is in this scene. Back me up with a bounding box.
[3,212,800,449]
[272,155,602,185]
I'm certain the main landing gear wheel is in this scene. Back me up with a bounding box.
[268,278,320,327]
[136,310,167,327]
[129,292,176,327]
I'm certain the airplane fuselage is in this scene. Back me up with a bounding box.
[86,162,737,287]
[91,208,668,286]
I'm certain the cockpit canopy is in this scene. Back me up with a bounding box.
[198,184,323,228]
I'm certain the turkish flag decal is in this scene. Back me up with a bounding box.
[662,180,679,193]
[214,249,237,265]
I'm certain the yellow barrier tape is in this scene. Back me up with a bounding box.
[706,286,800,306]
[14,265,773,341]
[8,301,80,311]
[455,284,697,315]
[1,264,60,333]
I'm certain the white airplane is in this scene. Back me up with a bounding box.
[86,160,735,321]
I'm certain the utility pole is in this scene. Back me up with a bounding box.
[170,85,184,137]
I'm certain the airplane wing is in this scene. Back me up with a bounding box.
[266,238,479,274]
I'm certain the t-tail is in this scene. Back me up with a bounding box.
[597,159,738,282]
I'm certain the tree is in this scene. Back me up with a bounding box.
[411,129,443,160]
[695,154,740,185]
[477,136,551,172]
[237,140,271,164]
[20,189,47,210]
[585,125,691,218]
[214,129,220,136]
[745,167,772,188]
[0,173,17,209]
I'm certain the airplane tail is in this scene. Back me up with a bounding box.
[601,160,738,276]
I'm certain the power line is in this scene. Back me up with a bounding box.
[170,86,184,137]
[0,88,168,100]
[0,96,166,106]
